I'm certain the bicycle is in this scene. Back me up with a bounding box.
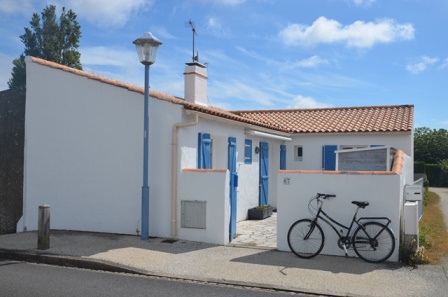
[287,193,395,263]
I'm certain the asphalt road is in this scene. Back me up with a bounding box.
[0,260,314,297]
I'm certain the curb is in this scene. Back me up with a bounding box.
[0,249,146,275]
[0,249,348,297]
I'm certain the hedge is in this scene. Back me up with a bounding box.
[425,164,448,187]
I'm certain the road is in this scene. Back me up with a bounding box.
[0,260,314,297]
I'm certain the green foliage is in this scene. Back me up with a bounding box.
[8,5,82,89]
[425,164,448,187]
[414,161,425,173]
[399,240,430,267]
[414,127,448,164]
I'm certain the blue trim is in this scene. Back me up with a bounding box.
[259,142,269,206]
[280,144,286,170]
[198,133,211,169]
[228,137,237,241]
[244,139,252,164]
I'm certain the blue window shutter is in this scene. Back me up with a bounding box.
[244,139,252,164]
[322,145,337,170]
[198,133,211,169]
[280,144,286,170]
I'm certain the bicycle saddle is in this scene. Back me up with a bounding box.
[352,201,369,208]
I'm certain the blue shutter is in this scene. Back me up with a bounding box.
[259,142,269,206]
[244,139,252,164]
[198,133,211,169]
[322,145,337,170]
[280,144,286,170]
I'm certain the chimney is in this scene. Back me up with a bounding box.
[184,61,208,106]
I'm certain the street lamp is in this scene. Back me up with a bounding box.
[133,32,162,240]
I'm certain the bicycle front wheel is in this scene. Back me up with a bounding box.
[353,222,395,263]
[287,219,324,259]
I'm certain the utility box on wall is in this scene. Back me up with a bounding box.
[181,200,206,229]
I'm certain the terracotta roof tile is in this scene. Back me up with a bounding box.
[29,57,413,134]
[233,105,414,133]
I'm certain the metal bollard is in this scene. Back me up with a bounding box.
[38,205,50,250]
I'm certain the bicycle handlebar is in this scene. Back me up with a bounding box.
[316,193,336,199]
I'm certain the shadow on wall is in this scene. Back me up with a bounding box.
[0,87,26,234]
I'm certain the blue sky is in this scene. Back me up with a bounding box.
[1,0,447,129]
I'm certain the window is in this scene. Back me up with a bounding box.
[340,145,367,150]
[294,145,303,161]
[244,139,252,164]
[197,132,211,169]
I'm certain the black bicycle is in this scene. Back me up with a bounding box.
[287,193,395,263]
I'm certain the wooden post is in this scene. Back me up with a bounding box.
[38,205,50,250]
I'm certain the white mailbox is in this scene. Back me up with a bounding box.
[405,185,423,201]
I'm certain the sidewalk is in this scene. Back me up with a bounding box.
[1,230,447,297]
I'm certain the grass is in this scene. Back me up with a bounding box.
[418,190,448,264]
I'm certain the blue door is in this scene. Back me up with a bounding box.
[322,145,337,170]
[259,142,269,206]
[228,137,237,241]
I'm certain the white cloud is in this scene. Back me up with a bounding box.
[210,80,274,107]
[0,0,34,15]
[279,16,414,48]
[287,55,328,69]
[289,95,332,109]
[198,0,246,5]
[440,58,448,70]
[349,0,376,7]
[151,26,177,40]
[206,16,229,36]
[64,0,154,28]
[406,56,439,74]
[80,46,136,68]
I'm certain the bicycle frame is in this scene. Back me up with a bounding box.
[308,198,392,244]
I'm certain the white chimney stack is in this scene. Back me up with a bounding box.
[184,62,208,106]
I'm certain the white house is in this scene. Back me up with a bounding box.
[18,56,414,249]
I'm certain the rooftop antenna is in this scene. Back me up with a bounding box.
[187,19,197,63]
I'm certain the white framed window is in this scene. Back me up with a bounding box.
[294,145,303,161]
[340,145,368,150]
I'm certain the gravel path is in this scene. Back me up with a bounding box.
[429,187,448,231]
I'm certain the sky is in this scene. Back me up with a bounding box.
[0,0,447,129]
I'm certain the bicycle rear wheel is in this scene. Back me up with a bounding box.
[353,222,395,263]
[287,219,324,259]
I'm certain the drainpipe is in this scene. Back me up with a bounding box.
[171,113,199,238]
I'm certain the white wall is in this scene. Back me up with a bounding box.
[20,57,185,237]
[177,118,285,222]
[177,169,229,244]
[286,132,412,171]
[277,171,402,262]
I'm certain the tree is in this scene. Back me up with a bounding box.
[7,5,82,89]
[414,127,448,164]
